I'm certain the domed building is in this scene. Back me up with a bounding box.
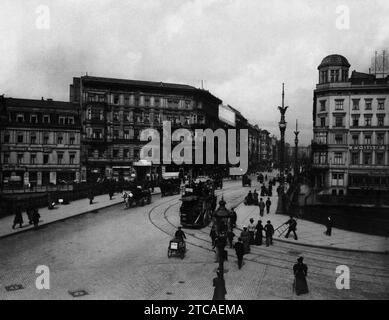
[311,54,389,200]
[318,54,350,84]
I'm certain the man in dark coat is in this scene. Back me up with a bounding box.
[240,226,250,254]
[265,197,271,214]
[230,208,237,229]
[12,206,23,229]
[227,229,235,248]
[212,270,227,300]
[255,220,263,245]
[258,198,265,216]
[293,257,309,295]
[264,220,274,246]
[285,216,298,240]
[174,226,186,242]
[253,190,259,205]
[325,216,333,236]
[234,238,244,269]
[32,208,41,230]
[88,190,94,205]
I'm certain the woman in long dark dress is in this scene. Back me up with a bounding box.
[212,270,226,300]
[293,257,309,295]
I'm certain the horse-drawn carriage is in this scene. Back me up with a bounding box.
[122,184,151,208]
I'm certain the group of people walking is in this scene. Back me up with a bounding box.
[12,205,41,230]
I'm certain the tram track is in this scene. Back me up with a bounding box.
[147,186,389,286]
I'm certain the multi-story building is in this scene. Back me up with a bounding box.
[0,96,81,189]
[312,54,389,196]
[69,76,222,182]
[259,129,271,168]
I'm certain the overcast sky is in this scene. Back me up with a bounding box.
[1,0,388,144]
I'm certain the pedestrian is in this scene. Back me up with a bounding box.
[253,189,259,205]
[255,220,263,245]
[259,198,265,216]
[213,236,227,263]
[264,220,274,246]
[88,189,94,205]
[240,226,250,254]
[212,270,227,300]
[230,208,237,229]
[32,208,41,230]
[12,206,23,229]
[293,257,309,296]
[108,188,114,200]
[234,238,244,269]
[227,229,235,248]
[285,216,298,240]
[210,225,217,246]
[247,218,256,245]
[265,197,271,214]
[325,216,333,236]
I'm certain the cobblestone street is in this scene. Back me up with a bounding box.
[1,179,388,300]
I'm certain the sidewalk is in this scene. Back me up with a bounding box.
[0,188,161,239]
[236,182,389,254]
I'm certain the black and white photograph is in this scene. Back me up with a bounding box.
[0,0,388,306]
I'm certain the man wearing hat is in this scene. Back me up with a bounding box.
[293,257,309,295]
[240,226,250,254]
[264,220,274,247]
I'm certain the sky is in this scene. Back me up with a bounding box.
[1,0,388,145]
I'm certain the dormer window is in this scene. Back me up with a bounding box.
[30,114,38,123]
[16,114,24,123]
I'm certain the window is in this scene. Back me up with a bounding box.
[377,133,384,145]
[124,130,130,139]
[314,152,327,164]
[363,152,372,165]
[365,99,372,110]
[351,152,359,165]
[17,133,24,143]
[57,135,63,144]
[16,114,24,123]
[335,100,344,110]
[342,70,348,81]
[4,133,10,143]
[315,132,327,144]
[376,152,384,165]
[364,116,372,126]
[99,110,104,120]
[333,152,343,165]
[30,154,36,164]
[30,134,37,144]
[364,135,371,145]
[332,173,344,186]
[43,154,49,164]
[113,112,119,121]
[352,115,359,127]
[30,115,38,123]
[69,154,75,164]
[93,130,102,139]
[154,98,160,106]
[377,115,385,127]
[57,153,63,164]
[68,117,74,125]
[134,149,139,160]
[87,108,92,120]
[113,130,119,140]
[59,116,65,125]
[123,149,129,158]
[43,135,49,144]
[335,134,343,144]
[330,70,336,82]
[377,99,385,110]
[113,95,119,104]
[4,153,9,164]
[144,113,150,124]
[17,153,23,164]
[113,149,119,158]
[69,135,75,145]
[43,115,50,124]
[335,116,343,127]
[351,134,359,145]
[185,100,191,109]
[352,99,360,110]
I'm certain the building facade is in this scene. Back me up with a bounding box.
[69,76,222,182]
[312,54,389,196]
[0,96,81,189]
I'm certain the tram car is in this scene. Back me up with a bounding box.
[179,177,217,228]
[160,172,181,197]
[242,174,252,187]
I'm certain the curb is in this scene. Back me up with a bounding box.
[0,191,161,240]
[234,202,389,255]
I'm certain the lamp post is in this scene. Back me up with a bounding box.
[276,83,288,215]
[212,197,231,286]
[294,119,300,179]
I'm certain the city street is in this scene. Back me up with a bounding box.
[1,179,388,300]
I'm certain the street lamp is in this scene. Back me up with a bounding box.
[276,83,288,215]
[294,119,300,179]
[211,197,231,285]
